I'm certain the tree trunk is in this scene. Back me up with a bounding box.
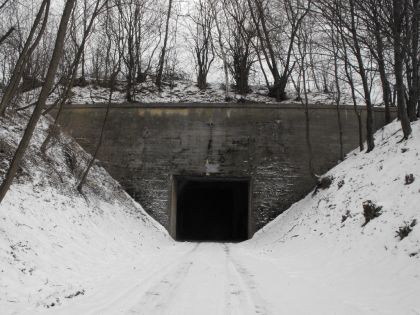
[77,68,119,192]
[341,37,364,151]
[373,22,392,123]
[255,42,270,89]
[155,0,173,88]
[332,28,344,161]
[349,0,375,152]
[211,0,230,100]
[0,0,11,11]
[41,0,103,153]
[0,0,50,116]
[303,69,315,178]
[407,0,419,121]
[81,0,88,79]
[247,0,282,99]
[297,30,315,179]
[197,69,207,90]
[0,0,75,204]
[393,0,412,138]
[0,27,14,46]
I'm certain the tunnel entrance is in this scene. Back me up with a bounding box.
[174,176,249,242]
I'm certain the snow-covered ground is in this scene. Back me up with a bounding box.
[0,112,172,313]
[34,79,364,106]
[1,106,419,314]
[246,119,420,314]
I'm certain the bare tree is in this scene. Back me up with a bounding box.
[355,0,393,123]
[247,0,310,101]
[0,0,13,46]
[406,0,419,121]
[0,0,10,11]
[223,0,257,95]
[106,0,163,100]
[188,0,215,90]
[392,0,412,138]
[77,18,122,192]
[318,0,376,151]
[0,27,14,46]
[156,0,173,88]
[330,23,344,161]
[0,0,76,203]
[41,0,107,153]
[210,0,231,99]
[77,65,120,192]
[0,0,50,116]
[341,36,365,151]
[348,0,375,151]
[295,2,316,179]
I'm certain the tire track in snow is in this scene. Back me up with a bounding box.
[223,244,269,315]
[221,244,249,315]
[125,243,200,314]
[127,261,194,314]
[86,243,199,315]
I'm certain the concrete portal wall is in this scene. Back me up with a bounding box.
[55,103,392,237]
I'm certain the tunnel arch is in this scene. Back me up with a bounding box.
[172,176,250,242]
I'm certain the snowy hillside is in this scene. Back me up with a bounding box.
[244,119,420,313]
[0,111,171,313]
[37,79,362,106]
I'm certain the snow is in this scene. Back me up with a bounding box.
[1,105,419,314]
[245,119,420,313]
[0,111,171,312]
[38,79,369,106]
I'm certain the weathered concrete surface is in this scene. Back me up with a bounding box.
[55,103,394,237]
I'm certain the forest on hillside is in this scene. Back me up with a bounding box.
[0,0,419,203]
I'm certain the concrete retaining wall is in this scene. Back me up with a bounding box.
[55,103,393,237]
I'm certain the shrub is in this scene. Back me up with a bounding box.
[396,219,417,240]
[318,176,333,189]
[405,174,415,185]
[341,210,351,223]
[362,200,382,226]
[313,175,333,196]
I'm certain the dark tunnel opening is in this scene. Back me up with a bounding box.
[175,177,249,242]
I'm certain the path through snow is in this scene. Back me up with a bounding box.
[31,242,413,315]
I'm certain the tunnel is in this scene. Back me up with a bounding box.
[175,177,249,242]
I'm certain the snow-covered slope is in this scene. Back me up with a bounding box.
[0,112,172,313]
[41,79,359,105]
[243,120,420,313]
